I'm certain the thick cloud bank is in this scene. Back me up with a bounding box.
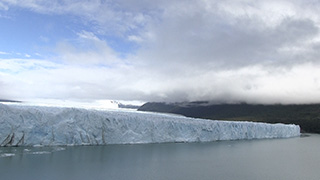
[0,104,300,146]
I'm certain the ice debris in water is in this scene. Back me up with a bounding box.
[0,103,300,146]
[0,153,15,158]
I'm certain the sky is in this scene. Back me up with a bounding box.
[1,0,320,105]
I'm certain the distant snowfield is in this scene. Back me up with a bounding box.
[0,103,300,147]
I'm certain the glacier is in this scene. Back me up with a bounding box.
[0,103,300,147]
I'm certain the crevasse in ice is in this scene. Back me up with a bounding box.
[0,103,300,146]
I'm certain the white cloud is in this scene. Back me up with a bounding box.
[0,51,9,55]
[128,35,144,43]
[2,0,320,104]
[0,2,8,10]
[56,31,120,65]
[0,58,60,73]
[136,0,319,69]
[0,57,141,101]
[2,56,320,104]
[1,0,155,37]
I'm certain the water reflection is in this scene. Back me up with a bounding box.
[1,134,320,180]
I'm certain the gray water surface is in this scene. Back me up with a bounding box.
[1,134,319,180]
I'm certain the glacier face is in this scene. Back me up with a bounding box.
[0,103,300,147]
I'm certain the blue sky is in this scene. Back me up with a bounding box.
[1,0,320,105]
[0,7,137,59]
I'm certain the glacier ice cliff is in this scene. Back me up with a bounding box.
[0,103,300,146]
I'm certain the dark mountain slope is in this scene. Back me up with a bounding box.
[0,99,22,103]
[138,102,320,133]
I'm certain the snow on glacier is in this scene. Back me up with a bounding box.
[0,103,300,146]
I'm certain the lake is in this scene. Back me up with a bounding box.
[1,134,319,180]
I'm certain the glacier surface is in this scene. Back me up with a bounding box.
[0,103,300,146]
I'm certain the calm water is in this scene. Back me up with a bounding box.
[0,134,319,180]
